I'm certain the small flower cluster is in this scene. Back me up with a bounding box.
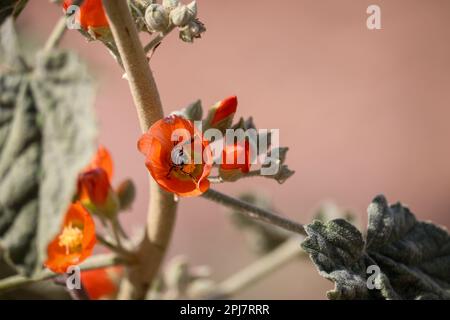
[45,146,134,300]
[62,0,205,43]
[144,0,205,43]
[138,96,294,197]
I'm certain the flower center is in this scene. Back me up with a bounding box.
[182,163,196,174]
[58,223,83,255]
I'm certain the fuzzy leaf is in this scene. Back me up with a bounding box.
[0,17,26,71]
[172,99,203,121]
[0,49,96,275]
[301,195,450,300]
[230,193,289,255]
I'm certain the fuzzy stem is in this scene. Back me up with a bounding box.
[102,0,178,299]
[202,189,306,236]
[0,253,125,293]
[193,237,305,299]
[43,16,67,52]
[96,233,135,260]
[143,25,176,54]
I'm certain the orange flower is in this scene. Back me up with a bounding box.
[81,266,123,300]
[210,96,238,125]
[63,0,109,35]
[138,115,212,197]
[78,146,118,217]
[221,140,251,173]
[45,203,96,273]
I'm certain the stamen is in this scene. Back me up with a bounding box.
[58,222,83,255]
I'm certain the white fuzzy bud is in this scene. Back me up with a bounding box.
[162,0,180,11]
[170,1,197,27]
[145,4,170,32]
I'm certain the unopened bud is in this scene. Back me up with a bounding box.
[116,179,136,210]
[145,4,170,32]
[170,1,197,27]
[187,1,198,16]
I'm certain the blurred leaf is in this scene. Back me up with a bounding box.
[262,164,295,184]
[0,47,96,275]
[0,17,27,71]
[313,201,358,229]
[0,0,28,26]
[230,193,290,254]
[301,195,450,300]
[231,116,256,131]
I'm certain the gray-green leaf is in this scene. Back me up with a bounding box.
[301,195,450,300]
[0,49,96,276]
[172,99,203,121]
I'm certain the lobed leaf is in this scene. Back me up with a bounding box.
[0,28,96,275]
[301,195,450,300]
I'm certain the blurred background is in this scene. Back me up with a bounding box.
[15,0,450,299]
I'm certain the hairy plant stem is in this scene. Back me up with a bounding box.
[143,25,176,54]
[102,0,178,300]
[0,254,126,293]
[202,189,306,236]
[96,233,135,260]
[43,16,67,53]
[194,237,305,299]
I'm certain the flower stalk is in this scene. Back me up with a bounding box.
[194,237,305,299]
[0,253,126,293]
[101,0,178,300]
[202,189,306,236]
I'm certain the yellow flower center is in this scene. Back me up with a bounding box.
[182,163,196,174]
[58,223,83,255]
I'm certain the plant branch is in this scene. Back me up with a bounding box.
[193,237,305,299]
[202,189,306,236]
[143,25,176,54]
[96,233,135,261]
[102,0,178,300]
[0,253,126,293]
[44,16,67,52]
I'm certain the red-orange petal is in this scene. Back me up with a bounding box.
[78,168,111,205]
[221,140,251,173]
[45,203,96,274]
[63,0,108,30]
[84,146,113,181]
[211,96,238,125]
[138,115,212,197]
[81,266,123,300]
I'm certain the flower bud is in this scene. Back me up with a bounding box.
[179,19,206,43]
[170,1,197,27]
[204,96,237,133]
[187,1,198,17]
[116,179,136,210]
[145,3,170,32]
[162,0,180,11]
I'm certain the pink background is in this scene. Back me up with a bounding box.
[18,0,450,299]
